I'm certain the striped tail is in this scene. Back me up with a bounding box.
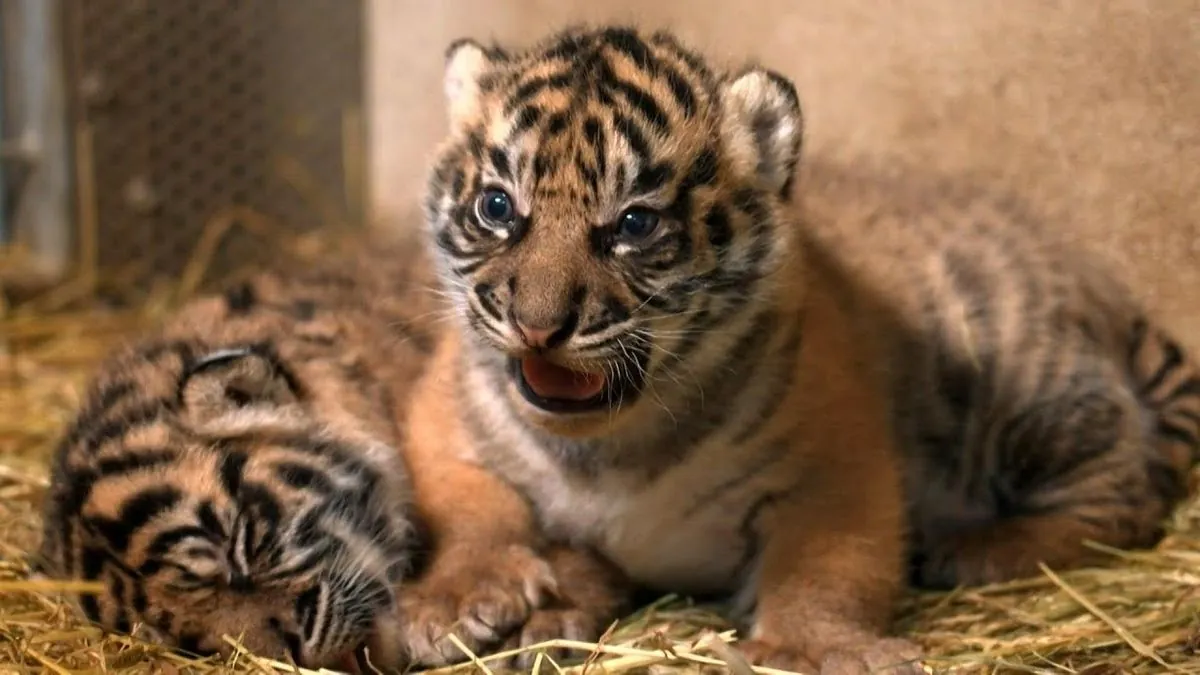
[1129,317,1200,500]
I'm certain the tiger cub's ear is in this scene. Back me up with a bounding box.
[718,67,804,200]
[178,346,301,427]
[443,38,506,134]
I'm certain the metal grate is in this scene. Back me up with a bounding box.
[60,0,366,294]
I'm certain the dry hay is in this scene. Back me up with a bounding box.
[2,237,1200,675]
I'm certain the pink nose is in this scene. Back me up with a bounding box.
[515,322,558,348]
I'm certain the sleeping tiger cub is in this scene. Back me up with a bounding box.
[409,23,1200,674]
[33,234,627,672]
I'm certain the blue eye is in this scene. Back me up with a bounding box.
[478,188,515,224]
[617,209,660,241]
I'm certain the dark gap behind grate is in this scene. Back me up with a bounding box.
[60,0,365,299]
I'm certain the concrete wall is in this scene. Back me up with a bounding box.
[366,0,1200,342]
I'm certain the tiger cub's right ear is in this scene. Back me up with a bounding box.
[179,346,301,427]
[443,38,506,133]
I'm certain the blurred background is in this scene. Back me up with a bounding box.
[2,0,1198,341]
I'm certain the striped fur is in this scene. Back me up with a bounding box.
[35,243,436,669]
[419,24,1200,673]
[797,160,1200,588]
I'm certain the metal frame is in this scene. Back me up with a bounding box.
[1,0,73,283]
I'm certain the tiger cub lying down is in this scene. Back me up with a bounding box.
[32,236,627,671]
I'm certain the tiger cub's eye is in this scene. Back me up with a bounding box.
[477,188,516,225]
[617,208,661,241]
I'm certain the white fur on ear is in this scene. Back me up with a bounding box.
[719,68,804,199]
[444,39,494,132]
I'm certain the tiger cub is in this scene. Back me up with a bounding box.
[796,159,1200,590]
[409,23,1200,674]
[34,234,627,671]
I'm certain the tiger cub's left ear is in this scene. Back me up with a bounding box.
[719,68,804,200]
[443,38,506,134]
[179,346,301,427]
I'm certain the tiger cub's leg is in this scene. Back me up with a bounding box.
[729,288,924,675]
[912,325,1200,589]
[380,337,632,668]
[388,458,631,668]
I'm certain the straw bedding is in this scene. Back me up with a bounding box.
[2,239,1199,675]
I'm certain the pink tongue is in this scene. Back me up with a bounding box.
[521,356,606,401]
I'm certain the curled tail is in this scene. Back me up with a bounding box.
[1129,317,1200,499]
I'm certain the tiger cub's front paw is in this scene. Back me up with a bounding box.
[398,543,559,666]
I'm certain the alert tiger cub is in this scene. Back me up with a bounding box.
[412,23,1200,674]
[34,233,627,672]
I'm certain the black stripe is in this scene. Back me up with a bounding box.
[662,66,697,118]
[220,451,248,497]
[601,27,656,68]
[504,73,573,113]
[608,76,669,131]
[80,593,102,623]
[473,283,504,321]
[684,147,718,191]
[1158,418,1199,446]
[632,163,673,196]
[95,380,137,415]
[649,31,713,84]
[270,616,304,663]
[466,130,485,161]
[131,578,148,614]
[546,112,570,136]
[512,106,543,136]
[487,146,512,181]
[223,283,257,314]
[584,117,604,148]
[435,226,475,261]
[91,486,181,552]
[733,186,768,224]
[296,585,322,641]
[96,449,177,478]
[704,204,733,251]
[611,114,651,166]
[1140,336,1183,397]
[533,154,556,186]
[236,486,282,568]
[81,545,106,581]
[1175,407,1200,427]
[274,461,335,494]
[580,163,601,195]
[72,404,166,454]
[579,296,631,337]
[1164,375,1200,406]
[665,147,718,223]
[176,633,202,656]
[449,167,466,199]
[109,572,131,633]
[146,525,214,558]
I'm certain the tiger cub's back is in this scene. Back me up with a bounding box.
[796,157,1200,588]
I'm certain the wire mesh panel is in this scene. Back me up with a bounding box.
[61,0,366,295]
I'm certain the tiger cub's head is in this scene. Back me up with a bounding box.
[37,342,415,670]
[423,24,804,437]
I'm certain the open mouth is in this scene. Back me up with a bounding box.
[508,355,622,414]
